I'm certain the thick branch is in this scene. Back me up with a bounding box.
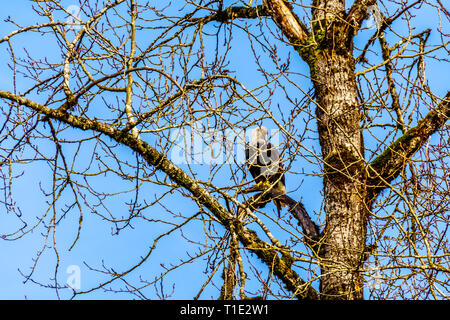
[233,218,318,299]
[241,188,320,239]
[0,90,319,300]
[280,194,320,239]
[368,91,450,197]
[263,0,308,43]
[190,5,270,24]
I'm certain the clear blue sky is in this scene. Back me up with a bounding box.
[0,0,316,299]
[0,1,448,300]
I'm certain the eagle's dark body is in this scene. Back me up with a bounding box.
[245,127,286,216]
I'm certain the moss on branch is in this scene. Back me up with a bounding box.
[368,91,450,194]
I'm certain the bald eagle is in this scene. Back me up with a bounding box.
[245,127,286,216]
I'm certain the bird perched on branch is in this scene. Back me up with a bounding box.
[245,126,286,216]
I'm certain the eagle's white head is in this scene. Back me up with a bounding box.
[250,126,268,144]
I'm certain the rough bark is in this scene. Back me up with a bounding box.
[313,52,366,299]
[264,0,367,300]
[311,33,366,300]
[263,0,308,42]
[190,4,270,24]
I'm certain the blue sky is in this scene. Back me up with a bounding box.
[0,0,315,300]
[0,1,448,300]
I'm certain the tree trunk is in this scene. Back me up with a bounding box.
[264,0,370,299]
[314,52,366,299]
[310,4,367,299]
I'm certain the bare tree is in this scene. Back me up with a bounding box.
[0,0,448,300]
